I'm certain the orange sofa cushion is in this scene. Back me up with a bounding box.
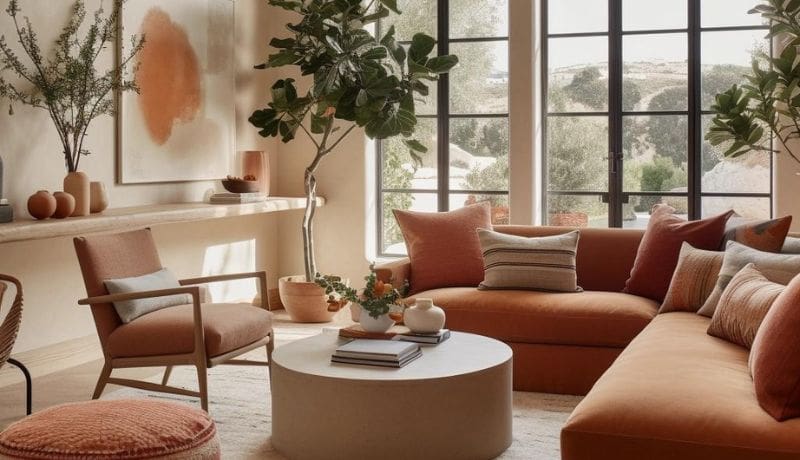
[624,205,732,302]
[561,313,800,460]
[409,287,658,347]
[751,273,800,421]
[107,303,272,358]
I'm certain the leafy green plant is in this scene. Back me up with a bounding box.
[316,264,409,318]
[0,0,143,172]
[706,0,800,165]
[249,0,458,281]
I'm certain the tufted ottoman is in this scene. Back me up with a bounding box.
[0,399,220,459]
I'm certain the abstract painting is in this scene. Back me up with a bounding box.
[117,0,234,183]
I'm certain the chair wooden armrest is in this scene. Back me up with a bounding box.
[179,271,269,310]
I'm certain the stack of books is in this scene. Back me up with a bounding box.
[393,329,451,344]
[332,339,422,368]
[209,192,266,204]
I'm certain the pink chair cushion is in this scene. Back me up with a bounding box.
[0,399,220,459]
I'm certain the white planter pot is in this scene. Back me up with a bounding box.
[359,311,395,333]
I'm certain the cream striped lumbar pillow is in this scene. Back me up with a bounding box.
[476,229,581,292]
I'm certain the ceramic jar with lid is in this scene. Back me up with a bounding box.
[404,298,445,334]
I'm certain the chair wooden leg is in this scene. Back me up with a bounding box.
[196,361,209,412]
[92,362,112,400]
[267,331,275,365]
[161,366,173,386]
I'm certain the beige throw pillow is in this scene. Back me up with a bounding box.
[660,242,723,314]
[698,242,800,317]
[707,264,784,349]
[476,229,580,292]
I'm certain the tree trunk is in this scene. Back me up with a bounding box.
[302,166,318,282]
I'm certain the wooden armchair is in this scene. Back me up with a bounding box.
[73,228,274,411]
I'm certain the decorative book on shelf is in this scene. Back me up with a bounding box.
[209,192,267,204]
[332,339,422,368]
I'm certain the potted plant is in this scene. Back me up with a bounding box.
[249,0,458,322]
[316,264,408,333]
[0,0,143,216]
[706,0,800,167]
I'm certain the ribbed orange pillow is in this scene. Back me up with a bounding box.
[394,202,492,293]
[624,204,733,302]
[751,273,800,421]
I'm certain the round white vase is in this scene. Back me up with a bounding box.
[404,298,445,333]
[359,311,395,333]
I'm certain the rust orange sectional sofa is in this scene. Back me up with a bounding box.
[376,225,800,459]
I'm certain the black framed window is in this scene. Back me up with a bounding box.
[543,0,772,228]
[376,0,510,256]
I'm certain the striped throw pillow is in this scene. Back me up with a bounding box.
[477,229,581,292]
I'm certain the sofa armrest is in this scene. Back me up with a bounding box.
[374,258,411,287]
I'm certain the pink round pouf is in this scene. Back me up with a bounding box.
[0,400,220,459]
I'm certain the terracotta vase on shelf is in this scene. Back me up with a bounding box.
[27,191,56,220]
[64,171,90,216]
[89,181,109,213]
[52,192,76,219]
[241,150,270,196]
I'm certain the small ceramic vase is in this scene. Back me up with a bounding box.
[89,181,109,213]
[27,190,57,220]
[241,150,270,196]
[52,191,76,219]
[404,298,446,334]
[359,310,395,333]
[64,171,90,216]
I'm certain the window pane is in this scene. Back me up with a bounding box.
[547,116,609,192]
[381,0,437,41]
[547,194,608,228]
[548,37,608,112]
[622,0,687,31]
[382,118,437,190]
[449,0,507,38]
[449,194,510,225]
[702,0,767,28]
[623,195,688,228]
[449,118,509,191]
[623,34,688,111]
[702,197,770,220]
[381,192,438,254]
[701,115,770,194]
[449,41,508,114]
[623,115,688,194]
[548,0,607,34]
[701,30,769,110]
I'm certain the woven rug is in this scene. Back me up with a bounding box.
[104,358,580,459]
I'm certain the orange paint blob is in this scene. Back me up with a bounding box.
[136,8,201,145]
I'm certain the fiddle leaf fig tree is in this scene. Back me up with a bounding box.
[250,0,458,281]
[706,0,800,165]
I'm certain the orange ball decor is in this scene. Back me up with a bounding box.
[27,190,56,220]
[52,192,76,219]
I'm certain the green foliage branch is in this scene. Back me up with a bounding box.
[249,0,458,281]
[0,0,144,172]
[315,263,409,318]
[707,0,800,165]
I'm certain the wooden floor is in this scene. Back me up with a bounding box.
[0,308,353,429]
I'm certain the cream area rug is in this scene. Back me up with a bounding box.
[104,359,580,459]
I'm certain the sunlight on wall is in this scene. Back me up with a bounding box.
[202,239,257,303]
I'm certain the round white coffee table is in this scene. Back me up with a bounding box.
[270,331,513,460]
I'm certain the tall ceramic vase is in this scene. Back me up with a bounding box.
[241,151,270,196]
[64,171,90,216]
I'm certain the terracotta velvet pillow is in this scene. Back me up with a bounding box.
[394,202,492,293]
[750,273,800,421]
[623,205,733,302]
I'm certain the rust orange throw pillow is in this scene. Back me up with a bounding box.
[623,204,733,302]
[722,215,792,252]
[394,202,492,293]
[751,273,800,421]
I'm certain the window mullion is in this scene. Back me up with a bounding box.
[688,0,702,219]
[437,0,450,212]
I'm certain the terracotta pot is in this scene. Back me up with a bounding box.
[89,181,109,213]
[52,191,76,219]
[278,276,335,323]
[548,212,589,228]
[64,171,90,216]
[27,190,56,220]
[241,150,270,196]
